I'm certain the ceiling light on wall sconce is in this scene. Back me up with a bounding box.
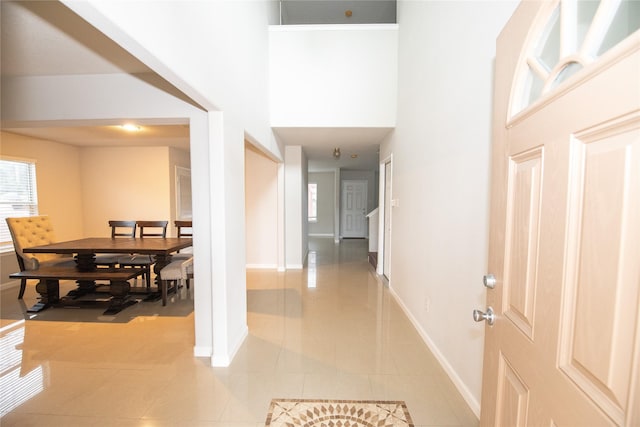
[120,123,141,132]
[333,147,341,159]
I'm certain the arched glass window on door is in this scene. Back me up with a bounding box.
[511,0,640,118]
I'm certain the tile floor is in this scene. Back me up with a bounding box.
[0,237,478,426]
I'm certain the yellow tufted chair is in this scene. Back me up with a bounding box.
[6,215,75,299]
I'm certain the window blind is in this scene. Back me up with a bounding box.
[0,159,39,251]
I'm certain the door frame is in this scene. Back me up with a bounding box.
[377,155,392,279]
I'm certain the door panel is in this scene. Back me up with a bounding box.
[559,122,640,425]
[504,147,543,339]
[496,354,529,427]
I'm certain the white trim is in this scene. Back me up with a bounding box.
[269,23,399,33]
[0,155,38,163]
[389,286,481,418]
[211,325,248,367]
[0,280,20,291]
[245,263,278,269]
[286,263,304,270]
[193,345,212,358]
[308,233,334,237]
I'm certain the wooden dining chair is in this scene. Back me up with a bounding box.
[137,220,168,238]
[117,220,168,289]
[172,220,193,261]
[175,220,192,238]
[94,220,137,268]
[5,215,76,299]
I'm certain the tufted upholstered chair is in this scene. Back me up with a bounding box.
[6,215,76,299]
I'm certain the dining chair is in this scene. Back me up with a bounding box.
[172,220,193,261]
[159,256,193,306]
[117,220,168,289]
[94,220,137,268]
[6,215,76,299]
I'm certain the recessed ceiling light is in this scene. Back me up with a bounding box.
[351,154,358,159]
[121,124,141,132]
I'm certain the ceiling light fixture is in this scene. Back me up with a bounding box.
[351,154,358,159]
[333,147,341,159]
[121,123,141,132]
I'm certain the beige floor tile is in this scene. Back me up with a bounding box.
[1,238,478,426]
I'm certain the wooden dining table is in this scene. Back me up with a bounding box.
[21,237,193,312]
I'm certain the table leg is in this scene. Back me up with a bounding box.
[103,279,136,315]
[27,279,60,312]
[68,253,97,297]
[75,253,97,271]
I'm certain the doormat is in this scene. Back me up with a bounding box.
[265,399,414,427]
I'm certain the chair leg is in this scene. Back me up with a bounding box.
[145,266,151,289]
[18,278,27,299]
[161,279,168,306]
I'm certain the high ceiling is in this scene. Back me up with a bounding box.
[1,1,395,170]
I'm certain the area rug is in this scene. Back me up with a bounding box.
[265,399,414,427]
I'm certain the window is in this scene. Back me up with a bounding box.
[0,159,38,252]
[512,0,640,117]
[308,183,318,222]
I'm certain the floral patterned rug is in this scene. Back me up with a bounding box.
[265,399,414,426]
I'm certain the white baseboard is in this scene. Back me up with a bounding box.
[211,324,248,367]
[193,345,212,358]
[1,280,20,291]
[286,263,303,270]
[246,263,278,269]
[388,286,481,418]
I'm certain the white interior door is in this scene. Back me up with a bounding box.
[341,180,368,238]
[480,1,640,425]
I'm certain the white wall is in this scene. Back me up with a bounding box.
[0,132,84,242]
[80,146,172,237]
[270,24,397,127]
[381,0,519,416]
[0,132,84,284]
[284,145,308,268]
[308,171,335,236]
[64,0,282,160]
[245,145,279,268]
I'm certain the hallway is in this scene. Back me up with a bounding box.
[0,237,477,426]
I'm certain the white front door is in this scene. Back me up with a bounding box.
[480,1,640,425]
[341,180,368,238]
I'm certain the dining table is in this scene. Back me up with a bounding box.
[20,237,193,312]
